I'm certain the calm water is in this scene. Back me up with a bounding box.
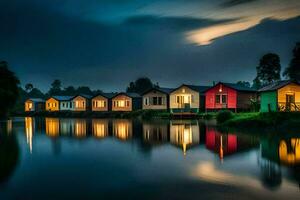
[0,117,299,200]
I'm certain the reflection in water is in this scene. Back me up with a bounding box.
[74,119,87,138]
[92,119,109,138]
[45,118,60,137]
[279,139,300,165]
[206,127,258,160]
[143,122,168,145]
[113,119,132,140]
[25,117,34,153]
[7,119,12,135]
[170,120,200,155]
[259,159,282,190]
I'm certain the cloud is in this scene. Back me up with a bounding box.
[124,15,238,31]
[220,0,259,8]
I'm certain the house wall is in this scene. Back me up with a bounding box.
[278,83,300,103]
[72,96,87,111]
[46,98,59,111]
[112,95,132,111]
[143,90,168,110]
[25,100,35,112]
[169,86,200,112]
[205,83,237,109]
[260,91,277,112]
[60,101,72,111]
[92,96,109,111]
[237,92,257,109]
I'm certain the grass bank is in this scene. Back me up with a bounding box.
[218,112,300,130]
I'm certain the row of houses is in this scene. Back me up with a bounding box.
[25,80,300,113]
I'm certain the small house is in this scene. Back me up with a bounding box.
[259,80,300,112]
[205,82,257,112]
[169,84,209,114]
[91,93,115,112]
[71,94,92,112]
[111,92,142,112]
[142,87,173,110]
[25,98,45,112]
[46,96,74,112]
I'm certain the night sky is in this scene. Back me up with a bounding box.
[1,0,300,92]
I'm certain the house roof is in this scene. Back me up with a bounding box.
[112,92,141,98]
[26,98,45,103]
[258,80,300,92]
[50,96,74,101]
[72,94,93,99]
[218,82,257,92]
[142,87,174,95]
[172,84,210,94]
[93,92,117,99]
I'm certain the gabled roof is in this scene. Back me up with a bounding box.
[112,92,141,98]
[218,82,257,92]
[93,92,117,99]
[172,84,210,94]
[142,87,174,95]
[258,80,300,92]
[72,94,92,99]
[26,98,45,103]
[49,96,74,101]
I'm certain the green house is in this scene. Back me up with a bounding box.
[259,80,300,112]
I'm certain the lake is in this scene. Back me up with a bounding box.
[0,117,299,200]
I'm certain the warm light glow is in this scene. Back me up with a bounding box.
[46,118,60,137]
[25,117,33,153]
[7,119,12,135]
[92,119,108,138]
[279,139,300,165]
[74,120,87,137]
[115,100,126,107]
[113,120,132,140]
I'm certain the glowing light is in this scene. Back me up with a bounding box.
[25,117,33,153]
[46,118,60,137]
[92,119,108,138]
[113,120,132,140]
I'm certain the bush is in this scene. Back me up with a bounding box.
[216,110,234,124]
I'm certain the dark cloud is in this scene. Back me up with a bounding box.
[220,0,259,8]
[124,15,238,31]
[0,0,299,92]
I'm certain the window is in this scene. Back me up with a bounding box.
[62,103,65,107]
[158,97,162,105]
[153,97,158,105]
[176,96,180,103]
[48,103,50,107]
[215,95,220,104]
[221,95,227,104]
[126,101,130,107]
[144,97,149,106]
[191,95,194,103]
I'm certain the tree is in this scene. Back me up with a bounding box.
[283,42,300,80]
[48,79,62,96]
[0,61,20,118]
[255,53,281,86]
[252,77,262,90]
[28,88,45,98]
[64,86,77,96]
[25,83,33,92]
[126,77,154,95]
[76,86,93,95]
[236,81,250,88]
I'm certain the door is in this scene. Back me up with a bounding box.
[286,94,295,111]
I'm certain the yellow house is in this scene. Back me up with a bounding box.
[91,93,115,112]
[25,98,45,112]
[111,93,142,111]
[72,95,91,111]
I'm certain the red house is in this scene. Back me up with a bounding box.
[205,82,257,112]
